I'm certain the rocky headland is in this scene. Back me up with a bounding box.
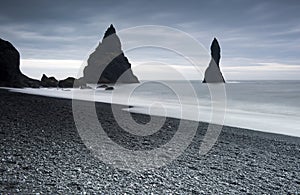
[0,24,138,88]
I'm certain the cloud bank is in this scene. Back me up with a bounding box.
[1,0,300,80]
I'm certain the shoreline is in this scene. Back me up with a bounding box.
[2,86,300,139]
[0,89,299,193]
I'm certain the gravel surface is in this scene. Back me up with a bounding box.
[0,89,299,194]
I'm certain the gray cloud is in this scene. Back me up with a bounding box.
[0,0,300,79]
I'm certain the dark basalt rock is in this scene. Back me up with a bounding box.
[83,24,139,84]
[74,77,87,88]
[0,38,92,89]
[105,86,114,90]
[41,74,58,87]
[58,77,87,88]
[97,84,108,88]
[203,38,225,83]
[0,39,20,82]
[103,24,116,39]
[0,38,40,88]
[58,77,75,88]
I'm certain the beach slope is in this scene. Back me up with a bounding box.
[0,89,299,194]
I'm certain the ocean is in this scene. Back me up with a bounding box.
[5,80,300,137]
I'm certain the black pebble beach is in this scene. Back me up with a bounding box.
[0,89,299,194]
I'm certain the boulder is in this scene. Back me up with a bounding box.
[97,84,108,88]
[203,38,225,83]
[58,77,75,88]
[58,77,87,88]
[41,74,58,87]
[83,24,139,84]
[105,86,114,90]
[0,38,40,88]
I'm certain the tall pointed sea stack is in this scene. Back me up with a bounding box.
[83,24,139,84]
[203,38,225,83]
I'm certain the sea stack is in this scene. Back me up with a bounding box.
[203,38,225,83]
[83,24,139,84]
[0,38,40,88]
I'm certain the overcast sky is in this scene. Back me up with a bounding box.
[0,0,299,80]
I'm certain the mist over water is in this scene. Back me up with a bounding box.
[6,80,300,137]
